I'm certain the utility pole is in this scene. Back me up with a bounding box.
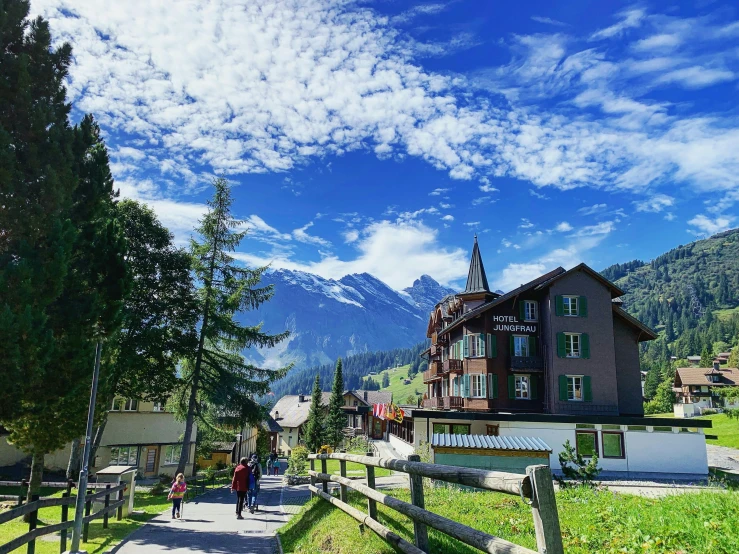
[65,341,102,554]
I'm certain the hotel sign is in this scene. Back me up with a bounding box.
[491,315,536,333]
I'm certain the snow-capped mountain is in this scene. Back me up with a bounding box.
[242,269,455,370]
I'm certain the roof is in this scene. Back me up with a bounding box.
[95,465,137,475]
[675,367,739,387]
[687,356,702,361]
[461,236,490,294]
[212,442,236,453]
[350,390,392,406]
[431,433,552,452]
[270,394,326,428]
[533,263,624,298]
[261,414,283,433]
[612,306,658,341]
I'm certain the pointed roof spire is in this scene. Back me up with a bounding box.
[463,235,490,294]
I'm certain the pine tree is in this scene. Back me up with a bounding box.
[176,177,291,475]
[303,375,325,452]
[382,372,390,388]
[325,358,346,448]
[700,346,713,368]
[555,440,600,488]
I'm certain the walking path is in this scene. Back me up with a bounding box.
[111,474,306,554]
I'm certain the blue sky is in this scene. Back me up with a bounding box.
[33,0,739,291]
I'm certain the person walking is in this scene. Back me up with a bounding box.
[231,457,251,519]
[273,457,280,476]
[168,473,187,519]
[266,454,274,476]
[247,453,262,513]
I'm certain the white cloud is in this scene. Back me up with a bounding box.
[664,212,676,221]
[656,66,734,89]
[531,16,567,27]
[634,194,674,213]
[343,229,359,243]
[570,221,616,237]
[578,203,608,215]
[554,221,573,232]
[632,33,682,51]
[472,196,495,206]
[233,220,468,289]
[529,189,549,200]
[687,214,733,236]
[292,222,331,248]
[479,184,498,193]
[463,221,480,227]
[429,188,451,196]
[590,8,645,40]
[439,202,453,209]
[518,218,534,229]
[441,214,454,222]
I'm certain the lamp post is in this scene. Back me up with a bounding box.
[235,433,243,462]
[65,341,102,554]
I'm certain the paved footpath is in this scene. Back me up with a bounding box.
[111,474,309,554]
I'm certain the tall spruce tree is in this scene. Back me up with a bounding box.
[325,358,346,448]
[176,177,291,475]
[700,346,713,368]
[304,375,325,452]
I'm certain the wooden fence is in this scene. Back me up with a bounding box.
[308,452,563,554]
[0,482,125,554]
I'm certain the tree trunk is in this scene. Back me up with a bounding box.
[66,437,81,480]
[89,414,108,470]
[24,449,44,521]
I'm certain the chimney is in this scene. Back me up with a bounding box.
[298,394,306,403]
[363,391,368,402]
[713,362,721,371]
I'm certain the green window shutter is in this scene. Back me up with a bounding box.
[463,335,469,358]
[480,334,486,357]
[531,376,538,400]
[529,336,536,355]
[463,374,470,397]
[556,333,566,358]
[508,375,515,399]
[583,376,593,402]
[519,301,526,321]
[492,374,498,399]
[559,375,568,401]
[481,374,487,398]
[581,334,590,359]
[555,295,564,316]
[579,296,588,317]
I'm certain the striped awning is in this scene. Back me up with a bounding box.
[431,433,551,452]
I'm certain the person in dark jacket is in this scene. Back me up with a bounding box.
[231,457,251,519]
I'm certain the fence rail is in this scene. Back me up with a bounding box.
[307,452,563,554]
[0,483,125,554]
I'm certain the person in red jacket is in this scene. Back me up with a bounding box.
[231,457,251,519]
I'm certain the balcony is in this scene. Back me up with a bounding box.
[443,359,463,373]
[443,396,464,410]
[510,356,545,372]
[422,361,443,383]
[422,396,443,409]
[436,334,449,346]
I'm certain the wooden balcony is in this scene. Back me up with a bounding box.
[436,334,449,346]
[443,396,464,410]
[422,396,443,409]
[430,344,443,357]
[510,356,545,372]
[443,358,463,373]
[422,361,443,383]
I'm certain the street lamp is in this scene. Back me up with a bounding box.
[235,433,243,461]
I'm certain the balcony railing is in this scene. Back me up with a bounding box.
[422,361,443,383]
[510,356,545,371]
[443,396,464,410]
[436,334,449,346]
[422,396,443,409]
[443,359,463,373]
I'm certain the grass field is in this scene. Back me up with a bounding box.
[363,364,425,404]
[0,477,228,554]
[278,486,739,554]
[647,413,739,449]
[714,306,739,321]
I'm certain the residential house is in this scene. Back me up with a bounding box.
[686,356,702,367]
[270,390,392,456]
[197,442,236,469]
[673,362,739,418]
[382,238,712,478]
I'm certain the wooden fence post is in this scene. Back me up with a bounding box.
[310,457,316,499]
[27,494,39,554]
[103,484,111,529]
[83,489,92,543]
[407,454,429,552]
[18,479,27,506]
[526,465,564,554]
[321,457,328,494]
[117,488,124,521]
[365,450,377,520]
[61,491,70,552]
[339,450,348,503]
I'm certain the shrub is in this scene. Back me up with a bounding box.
[287,445,310,475]
[702,408,718,415]
[150,482,166,495]
[556,440,601,488]
[318,444,334,455]
[202,466,216,481]
[215,460,227,470]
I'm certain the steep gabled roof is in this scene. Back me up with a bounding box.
[612,306,658,341]
[675,367,739,387]
[461,236,490,294]
[534,263,624,298]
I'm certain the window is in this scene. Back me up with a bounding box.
[389,418,414,444]
[524,301,538,321]
[515,375,530,399]
[565,333,581,358]
[513,335,530,357]
[287,436,292,446]
[451,424,470,435]
[163,445,179,465]
[470,374,485,398]
[602,432,625,458]
[433,423,446,435]
[563,296,579,317]
[110,446,138,466]
[152,402,165,412]
[122,399,138,411]
[433,423,470,435]
[567,375,583,401]
[575,431,598,457]
[466,334,486,358]
[486,425,499,436]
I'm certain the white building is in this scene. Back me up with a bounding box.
[673,363,739,418]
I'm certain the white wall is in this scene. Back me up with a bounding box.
[389,434,415,459]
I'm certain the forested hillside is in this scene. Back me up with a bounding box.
[269,342,429,398]
[601,228,739,411]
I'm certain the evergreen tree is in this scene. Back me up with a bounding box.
[700,346,713,368]
[325,358,346,448]
[176,177,291,475]
[729,347,739,369]
[382,372,390,388]
[303,375,325,452]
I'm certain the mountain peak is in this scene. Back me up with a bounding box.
[403,275,456,313]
